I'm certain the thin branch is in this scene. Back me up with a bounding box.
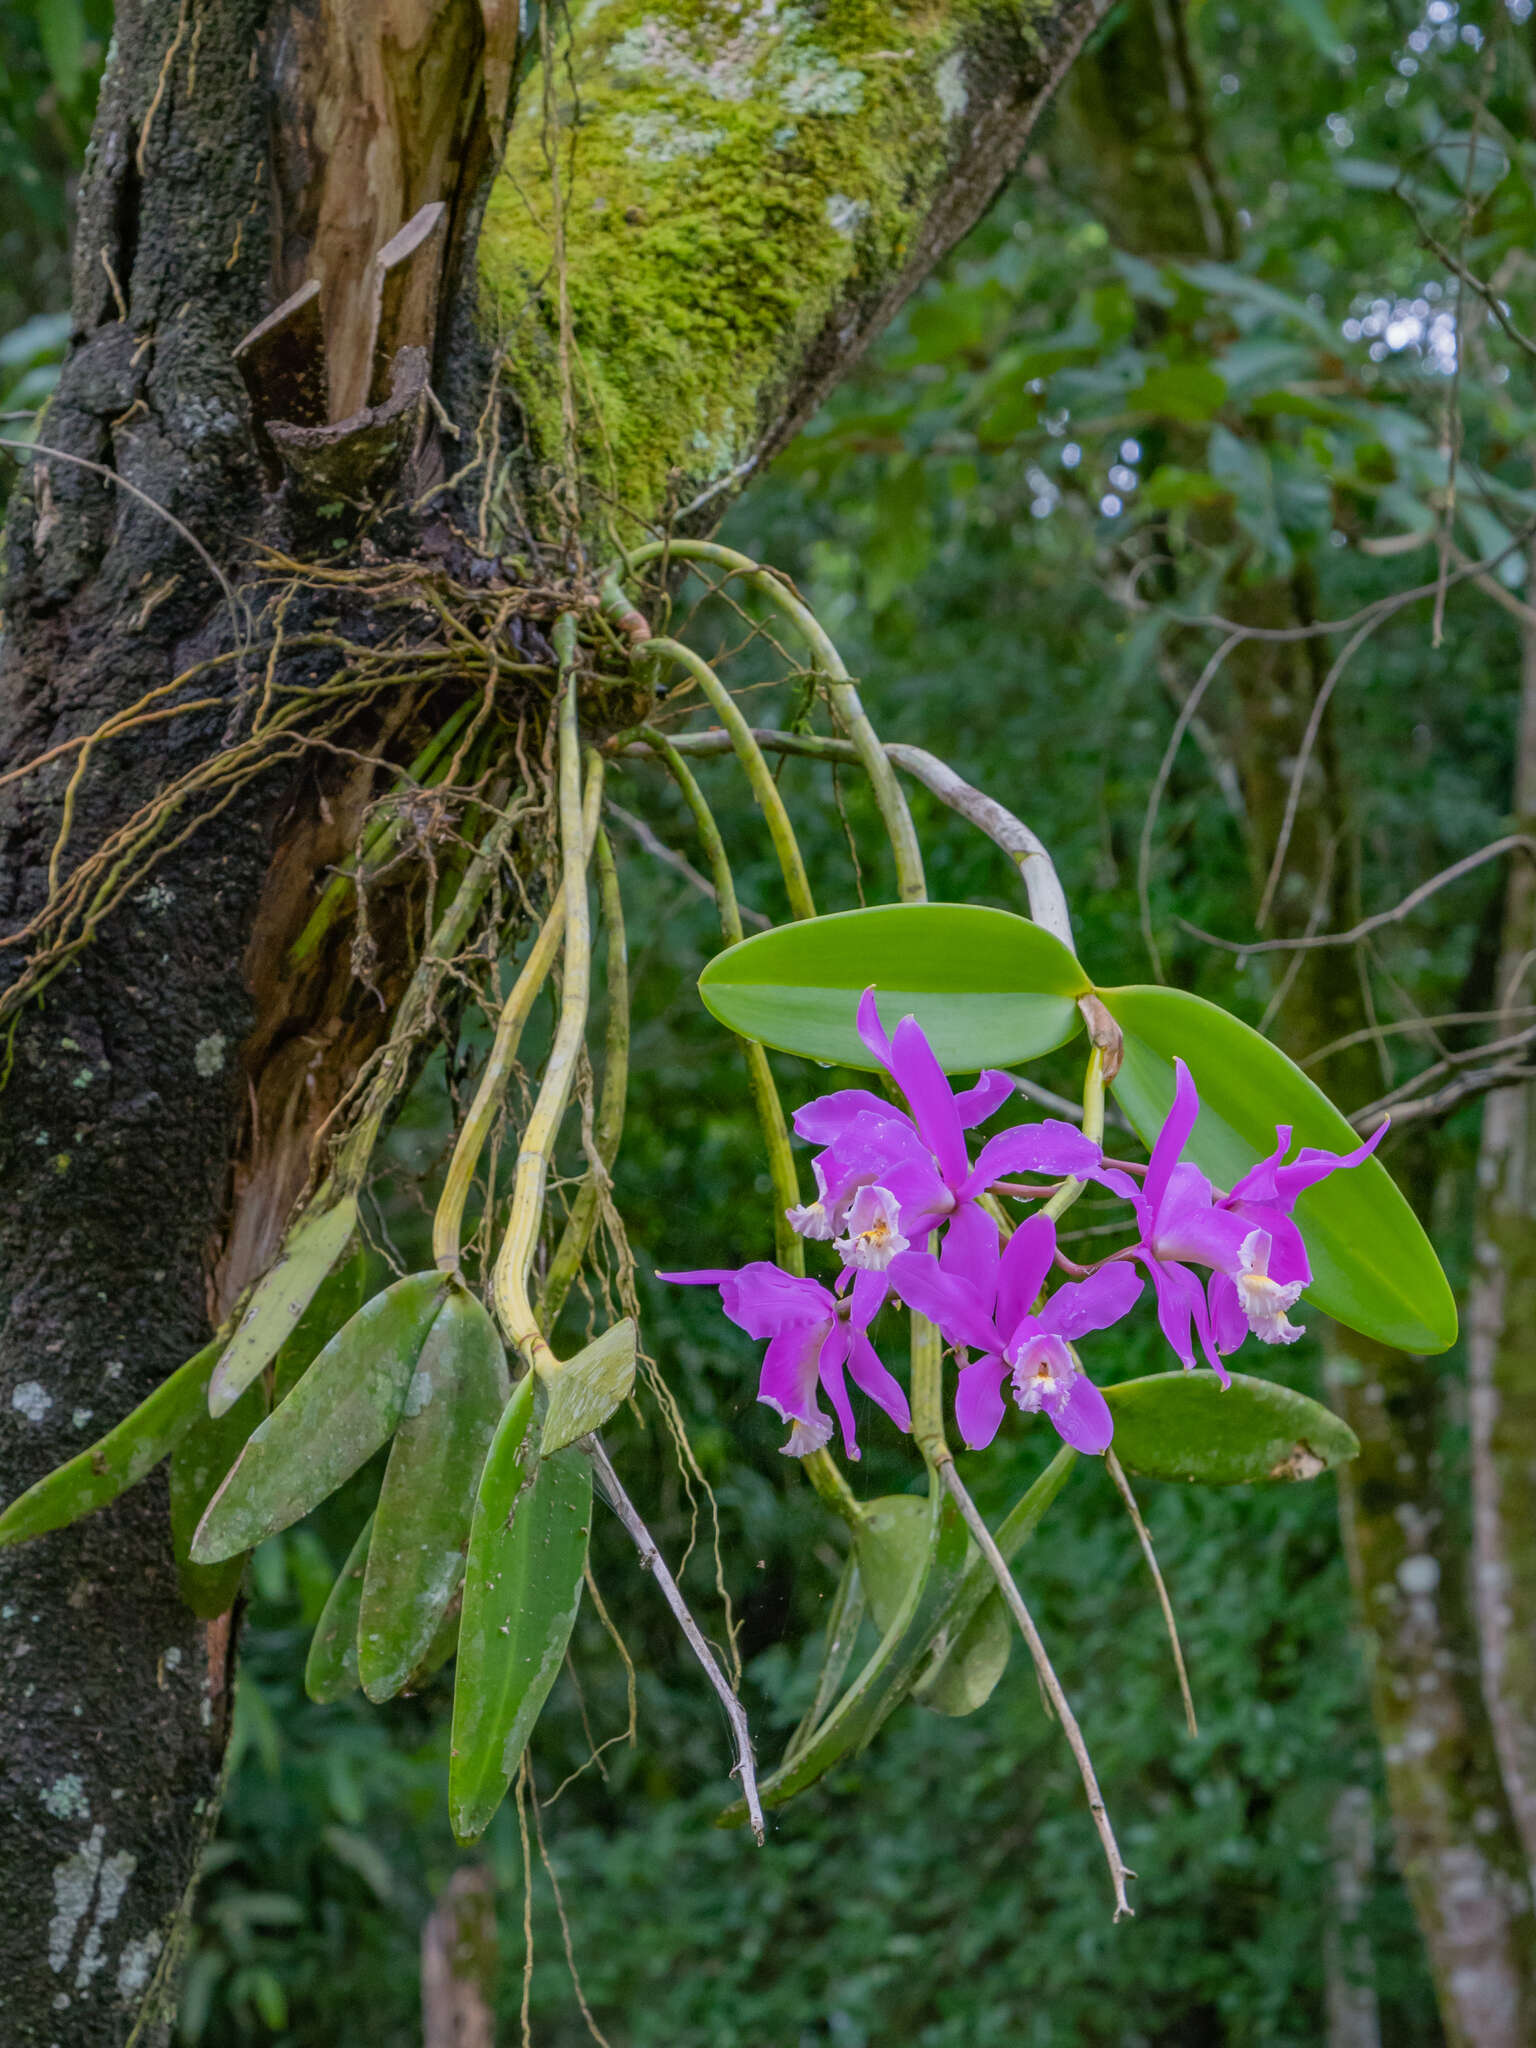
[1179,835,1536,958]
[606,800,770,929]
[1301,1005,1536,1070]
[586,1436,765,1846]
[1138,632,1244,980]
[939,1459,1135,1920]
[1349,1021,1536,1121]
[1354,1061,1536,1132]
[1105,1452,1197,1739]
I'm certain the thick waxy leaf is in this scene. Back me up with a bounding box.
[209,1194,360,1416]
[1099,984,1456,1353]
[169,1379,268,1618]
[0,1336,222,1548]
[305,1514,374,1704]
[404,1590,463,1692]
[913,1594,1012,1717]
[699,904,1088,1072]
[191,1271,449,1564]
[1103,1370,1359,1484]
[855,1494,932,1635]
[539,1318,637,1456]
[450,1377,591,1843]
[273,1247,369,1405]
[359,1287,509,1703]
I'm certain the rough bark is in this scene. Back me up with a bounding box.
[0,2,1110,2040]
[1054,6,1536,2040]
[1467,537,1536,1881]
[420,1865,497,2048]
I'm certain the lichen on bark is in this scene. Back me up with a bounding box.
[478,0,1089,538]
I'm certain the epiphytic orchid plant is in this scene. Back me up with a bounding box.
[0,540,1455,1918]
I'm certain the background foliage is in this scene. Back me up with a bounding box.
[9,0,1535,2040]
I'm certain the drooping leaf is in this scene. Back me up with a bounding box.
[539,1318,637,1456]
[208,1194,360,1417]
[699,903,1089,1073]
[273,1246,369,1405]
[358,1287,509,1703]
[305,1514,374,1704]
[854,1494,931,1635]
[449,1377,591,1843]
[1103,1370,1359,1484]
[169,1378,268,1618]
[1099,984,1456,1353]
[404,1588,463,1692]
[913,1592,1012,1716]
[0,1335,223,1549]
[192,1271,449,1564]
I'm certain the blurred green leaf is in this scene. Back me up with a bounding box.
[169,1378,268,1618]
[209,1194,359,1416]
[305,1515,373,1705]
[540,1317,637,1456]
[1104,1371,1359,1484]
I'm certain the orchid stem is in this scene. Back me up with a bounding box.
[492,620,595,1375]
[1041,1048,1106,1228]
[645,637,817,922]
[622,540,926,905]
[801,1447,865,1530]
[587,1435,765,1846]
[639,725,804,1272]
[938,1456,1136,1922]
[1106,1450,1198,1739]
[538,827,629,1326]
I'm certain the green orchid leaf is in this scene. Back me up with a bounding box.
[539,1318,637,1456]
[404,1588,464,1693]
[907,1444,1077,1717]
[208,1194,360,1417]
[191,1271,449,1564]
[1103,1370,1359,1484]
[449,1376,591,1844]
[854,1494,932,1634]
[359,1286,509,1704]
[783,1554,867,1768]
[1099,984,1457,1353]
[305,1514,374,1704]
[169,1378,268,1618]
[912,1593,1012,1717]
[0,1335,223,1549]
[699,903,1089,1073]
[273,1246,369,1405]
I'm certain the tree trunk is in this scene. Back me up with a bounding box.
[1054,6,1536,2039]
[0,2,1108,2039]
[1468,536,1536,1881]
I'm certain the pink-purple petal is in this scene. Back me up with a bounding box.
[1144,1058,1200,1220]
[849,1264,892,1329]
[758,1321,828,1430]
[887,1251,1000,1354]
[952,1069,1016,1129]
[1048,1371,1114,1455]
[964,1120,1101,1196]
[1038,1260,1144,1341]
[939,1199,1001,1295]
[1272,1120,1387,1203]
[994,1213,1056,1334]
[1207,1272,1249,1356]
[889,1014,969,1187]
[846,1330,912,1435]
[856,986,894,1071]
[816,1319,863,1458]
[793,1089,909,1145]
[955,1352,1009,1449]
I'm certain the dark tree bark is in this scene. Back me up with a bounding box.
[0,2,1109,2039]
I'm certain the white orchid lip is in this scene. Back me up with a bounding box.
[1236,1228,1306,1345]
[786,1198,836,1240]
[1007,1332,1076,1413]
[833,1184,910,1272]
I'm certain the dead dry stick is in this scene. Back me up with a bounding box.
[939,1458,1136,1920]
[586,1436,765,1846]
[1106,1450,1198,1739]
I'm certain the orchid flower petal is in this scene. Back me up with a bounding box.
[955,1352,1009,1449]
[1144,1058,1200,1221]
[794,1089,910,1145]
[1038,1261,1144,1341]
[816,1319,864,1459]
[994,1213,1056,1335]
[952,1070,1016,1130]
[889,1013,969,1187]
[1152,1163,1251,1273]
[1208,1272,1249,1356]
[964,1120,1101,1197]
[849,1264,892,1330]
[887,1251,1000,1354]
[759,1322,832,1453]
[856,986,894,1071]
[846,1330,912,1435]
[1048,1371,1115,1455]
[1272,1120,1387,1204]
[1224,1126,1293,1207]
[938,1199,1001,1297]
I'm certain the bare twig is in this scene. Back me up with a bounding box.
[1138,632,1244,979]
[586,1436,765,1845]
[1354,1061,1536,1132]
[1180,835,1536,958]
[1105,1452,1197,1739]
[606,800,770,929]
[939,1459,1135,1920]
[1301,1005,1536,1069]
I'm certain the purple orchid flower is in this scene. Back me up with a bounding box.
[1206,1119,1387,1353]
[1098,1060,1388,1372]
[888,1213,1142,1455]
[658,1262,909,1460]
[789,988,1101,1274]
